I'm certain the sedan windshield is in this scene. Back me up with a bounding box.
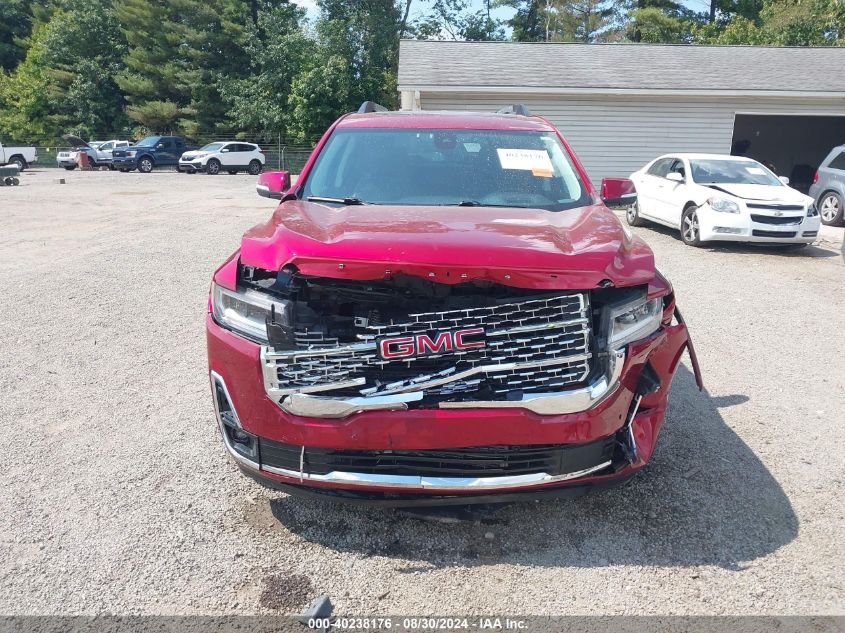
[135,136,161,147]
[301,128,591,211]
[199,143,225,152]
[690,159,781,186]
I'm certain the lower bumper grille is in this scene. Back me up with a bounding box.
[752,229,797,238]
[259,437,615,479]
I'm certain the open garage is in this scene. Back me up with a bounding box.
[398,41,845,184]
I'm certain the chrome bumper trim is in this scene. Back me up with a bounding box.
[261,459,613,490]
[278,349,625,418]
[210,371,259,470]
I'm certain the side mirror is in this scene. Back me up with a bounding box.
[666,172,684,183]
[156,144,164,149]
[257,171,291,199]
[221,148,229,153]
[779,176,790,185]
[601,177,637,207]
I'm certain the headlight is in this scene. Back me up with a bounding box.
[807,203,818,217]
[211,283,290,343]
[126,150,136,157]
[707,197,740,213]
[607,296,662,349]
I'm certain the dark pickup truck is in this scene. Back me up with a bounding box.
[112,135,197,173]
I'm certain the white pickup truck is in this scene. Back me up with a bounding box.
[0,143,37,171]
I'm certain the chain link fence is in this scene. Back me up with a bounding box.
[28,132,318,174]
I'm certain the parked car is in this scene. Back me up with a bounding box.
[808,145,845,226]
[111,135,196,173]
[206,102,703,506]
[628,154,820,247]
[56,135,127,170]
[0,142,37,171]
[179,142,265,175]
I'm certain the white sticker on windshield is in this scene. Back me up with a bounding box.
[497,148,554,177]
[746,166,766,175]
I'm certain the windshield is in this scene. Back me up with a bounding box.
[199,143,225,152]
[135,136,161,147]
[301,128,591,211]
[690,159,781,186]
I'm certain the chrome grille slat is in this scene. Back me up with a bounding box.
[262,293,592,400]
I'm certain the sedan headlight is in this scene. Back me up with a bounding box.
[607,296,663,349]
[211,283,290,344]
[126,150,136,157]
[707,197,740,213]
[807,203,819,217]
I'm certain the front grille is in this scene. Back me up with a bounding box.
[750,214,803,226]
[752,229,797,238]
[258,437,614,478]
[746,203,804,211]
[263,294,592,401]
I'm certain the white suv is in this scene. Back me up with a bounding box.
[178,142,265,175]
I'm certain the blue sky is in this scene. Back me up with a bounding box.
[290,0,712,26]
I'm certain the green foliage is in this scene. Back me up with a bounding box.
[627,6,693,42]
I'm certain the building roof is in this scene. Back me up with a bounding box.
[398,40,845,96]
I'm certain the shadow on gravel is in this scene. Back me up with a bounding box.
[267,366,797,570]
[634,221,837,258]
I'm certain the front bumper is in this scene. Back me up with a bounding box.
[178,160,204,172]
[111,156,137,168]
[698,207,820,243]
[207,313,695,502]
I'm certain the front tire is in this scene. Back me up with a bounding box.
[819,191,844,226]
[137,157,154,173]
[681,205,702,247]
[206,159,221,175]
[626,201,646,227]
[248,160,262,176]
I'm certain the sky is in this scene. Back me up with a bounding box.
[289,0,711,29]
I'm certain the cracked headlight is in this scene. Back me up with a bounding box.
[607,296,663,349]
[707,197,740,213]
[211,283,290,344]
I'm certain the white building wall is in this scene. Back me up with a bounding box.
[414,92,845,183]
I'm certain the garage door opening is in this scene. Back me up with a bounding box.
[730,114,845,193]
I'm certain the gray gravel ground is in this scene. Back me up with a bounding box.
[0,170,843,616]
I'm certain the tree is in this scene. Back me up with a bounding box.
[114,0,249,136]
[412,0,505,40]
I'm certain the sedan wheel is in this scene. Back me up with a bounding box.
[819,192,844,226]
[626,201,646,227]
[681,206,702,247]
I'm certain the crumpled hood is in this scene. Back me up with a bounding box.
[239,201,656,290]
[704,183,812,204]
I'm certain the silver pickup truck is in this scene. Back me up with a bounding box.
[0,143,37,171]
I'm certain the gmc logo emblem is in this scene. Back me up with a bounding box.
[377,328,486,360]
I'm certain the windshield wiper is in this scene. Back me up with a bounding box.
[451,200,530,208]
[306,196,367,205]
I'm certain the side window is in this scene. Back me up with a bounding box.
[160,138,173,149]
[101,142,113,151]
[236,144,252,153]
[828,151,845,171]
[647,158,672,178]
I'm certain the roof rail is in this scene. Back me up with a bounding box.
[358,101,388,113]
[496,104,533,117]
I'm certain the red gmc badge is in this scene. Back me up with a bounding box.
[377,328,486,360]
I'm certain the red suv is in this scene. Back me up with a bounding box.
[207,103,702,505]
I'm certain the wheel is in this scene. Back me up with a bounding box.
[681,205,702,247]
[11,177,19,186]
[625,201,646,227]
[64,165,76,171]
[9,156,26,171]
[248,160,262,176]
[2,178,9,186]
[228,170,238,175]
[819,191,844,226]
[206,159,221,175]
[108,164,115,171]
[137,156,154,173]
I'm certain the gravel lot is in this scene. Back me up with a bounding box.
[1,169,843,616]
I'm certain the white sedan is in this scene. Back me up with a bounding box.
[178,142,265,175]
[628,154,820,247]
